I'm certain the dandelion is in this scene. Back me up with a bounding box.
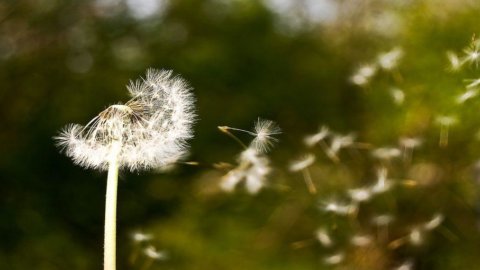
[289,153,317,194]
[435,115,457,147]
[55,69,195,270]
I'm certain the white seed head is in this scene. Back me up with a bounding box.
[55,69,196,171]
[371,167,392,194]
[409,227,423,245]
[399,137,422,149]
[447,51,462,71]
[330,133,356,154]
[371,214,394,226]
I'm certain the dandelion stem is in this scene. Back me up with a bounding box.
[301,168,317,194]
[104,139,122,270]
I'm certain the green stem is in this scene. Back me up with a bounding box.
[104,140,122,270]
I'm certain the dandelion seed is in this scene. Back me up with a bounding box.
[325,133,356,162]
[348,187,372,202]
[321,200,357,216]
[371,167,392,194]
[447,51,462,71]
[351,234,372,247]
[409,227,423,245]
[399,137,422,163]
[390,88,405,105]
[142,245,168,270]
[394,260,414,270]
[371,147,401,161]
[456,89,478,104]
[323,252,344,265]
[351,64,377,86]
[378,47,403,70]
[423,213,444,231]
[251,118,282,153]
[304,125,330,147]
[55,69,195,270]
[315,228,334,247]
[372,214,394,241]
[462,39,480,67]
[289,154,317,194]
[132,231,153,243]
[221,119,281,153]
[220,147,271,194]
[144,246,168,260]
[436,115,457,147]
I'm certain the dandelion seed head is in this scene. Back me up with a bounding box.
[466,78,480,89]
[371,167,392,194]
[330,133,356,154]
[55,69,196,171]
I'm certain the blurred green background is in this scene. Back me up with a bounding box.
[2,0,480,269]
